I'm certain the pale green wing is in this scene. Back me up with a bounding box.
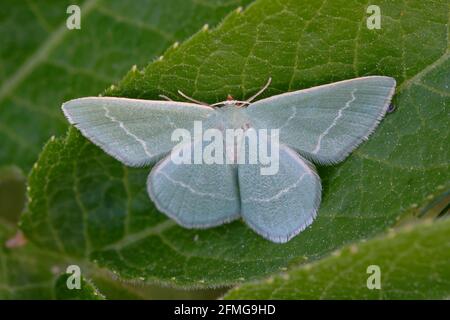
[62,97,215,167]
[245,76,396,164]
[147,141,240,228]
[238,144,321,243]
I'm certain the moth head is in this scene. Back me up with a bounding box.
[211,95,250,108]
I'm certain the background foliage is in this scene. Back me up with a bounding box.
[0,0,448,299]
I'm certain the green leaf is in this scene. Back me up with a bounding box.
[224,218,450,299]
[54,273,105,300]
[2,0,252,297]
[22,0,449,287]
[0,224,63,299]
[89,273,227,299]
[0,222,223,299]
[0,0,252,171]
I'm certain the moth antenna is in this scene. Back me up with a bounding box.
[159,94,173,101]
[177,90,209,106]
[245,77,272,103]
